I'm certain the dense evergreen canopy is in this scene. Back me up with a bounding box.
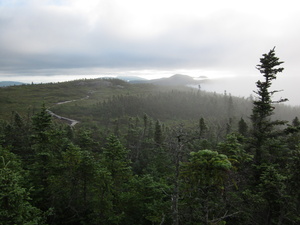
[1,49,300,224]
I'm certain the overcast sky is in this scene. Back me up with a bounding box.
[1,0,300,104]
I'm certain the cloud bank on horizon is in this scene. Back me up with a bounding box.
[0,0,300,80]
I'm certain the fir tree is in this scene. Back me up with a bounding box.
[292,116,300,127]
[250,47,288,164]
[199,117,208,138]
[248,48,290,225]
[154,120,163,145]
[0,148,44,225]
[238,117,248,137]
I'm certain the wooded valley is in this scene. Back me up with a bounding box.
[1,49,300,224]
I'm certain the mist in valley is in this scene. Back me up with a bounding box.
[197,74,300,107]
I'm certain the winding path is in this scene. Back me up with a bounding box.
[46,109,79,127]
[47,96,89,127]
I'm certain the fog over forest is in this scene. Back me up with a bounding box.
[198,75,300,106]
[2,71,299,106]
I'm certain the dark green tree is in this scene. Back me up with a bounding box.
[248,48,291,225]
[286,148,300,223]
[227,94,234,117]
[250,47,288,164]
[199,117,208,138]
[226,117,233,135]
[292,116,300,127]
[154,120,163,145]
[3,112,32,161]
[48,144,103,224]
[120,175,171,225]
[101,135,132,224]
[0,147,44,225]
[180,149,233,224]
[238,117,248,137]
[218,133,253,168]
[31,104,52,143]
[29,106,71,214]
[102,135,131,185]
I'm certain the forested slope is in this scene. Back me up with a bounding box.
[1,49,300,224]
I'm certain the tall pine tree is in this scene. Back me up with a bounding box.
[250,47,288,164]
[248,48,290,225]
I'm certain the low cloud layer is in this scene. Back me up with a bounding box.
[1,0,300,81]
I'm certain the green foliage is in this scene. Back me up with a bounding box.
[218,133,253,169]
[2,112,32,162]
[154,120,163,145]
[238,117,248,137]
[102,135,132,181]
[1,54,300,224]
[292,116,300,126]
[182,149,232,187]
[100,135,133,224]
[90,89,252,126]
[245,48,298,225]
[199,117,208,138]
[180,149,233,224]
[120,175,171,225]
[0,148,44,225]
[251,47,288,164]
[285,148,300,223]
[31,104,53,143]
[242,164,289,225]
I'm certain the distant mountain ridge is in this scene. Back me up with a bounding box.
[0,75,204,87]
[127,74,202,86]
[0,81,25,87]
[116,76,147,81]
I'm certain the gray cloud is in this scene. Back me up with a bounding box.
[1,0,300,81]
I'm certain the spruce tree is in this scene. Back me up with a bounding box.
[31,104,52,143]
[292,116,300,127]
[250,47,288,164]
[0,148,44,224]
[154,120,163,145]
[248,48,290,224]
[199,117,208,138]
[238,117,248,137]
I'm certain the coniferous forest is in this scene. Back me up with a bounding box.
[2,49,300,224]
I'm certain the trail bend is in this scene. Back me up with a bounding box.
[47,95,89,127]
